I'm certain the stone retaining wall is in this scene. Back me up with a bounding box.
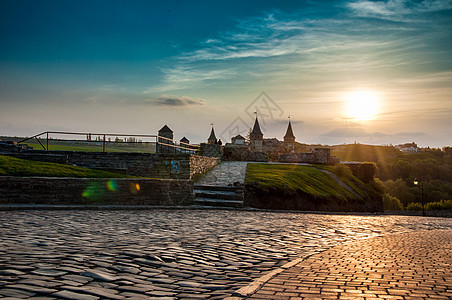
[279,148,339,164]
[0,177,194,206]
[189,155,218,180]
[3,151,218,180]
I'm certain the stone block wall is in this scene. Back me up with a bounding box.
[0,177,194,206]
[3,151,219,180]
[278,148,339,165]
[199,143,222,158]
[189,155,218,180]
[279,152,317,163]
[222,147,268,162]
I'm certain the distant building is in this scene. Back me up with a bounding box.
[207,126,217,144]
[249,116,263,151]
[395,142,418,153]
[231,134,246,145]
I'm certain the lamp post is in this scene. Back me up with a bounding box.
[413,178,425,216]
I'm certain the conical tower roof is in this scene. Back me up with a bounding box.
[284,120,295,140]
[208,126,217,143]
[250,116,263,138]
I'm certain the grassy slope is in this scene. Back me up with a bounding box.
[0,155,134,178]
[314,164,377,199]
[245,163,359,199]
[27,143,156,153]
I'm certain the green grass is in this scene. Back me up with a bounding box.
[27,142,157,153]
[27,143,104,152]
[0,155,134,178]
[245,163,359,199]
[314,164,379,199]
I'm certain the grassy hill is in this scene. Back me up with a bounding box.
[245,163,359,199]
[0,155,134,178]
[244,163,383,212]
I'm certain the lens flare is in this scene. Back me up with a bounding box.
[107,180,117,192]
[129,182,141,194]
[82,182,104,201]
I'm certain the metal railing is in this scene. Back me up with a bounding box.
[18,131,198,154]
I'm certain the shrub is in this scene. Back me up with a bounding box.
[383,193,403,211]
[406,202,422,211]
[425,199,452,211]
[332,164,353,178]
[355,162,378,183]
[371,178,385,193]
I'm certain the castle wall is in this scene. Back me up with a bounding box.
[199,143,222,158]
[0,177,193,206]
[278,148,338,164]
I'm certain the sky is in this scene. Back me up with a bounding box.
[1,0,451,147]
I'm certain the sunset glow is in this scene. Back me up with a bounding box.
[345,91,379,121]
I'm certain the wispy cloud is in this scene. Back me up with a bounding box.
[146,95,205,107]
[145,66,235,93]
[347,0,452,20]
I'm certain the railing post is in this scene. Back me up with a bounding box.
[156,136,159,153]
[103,135,106,152]
[46,132,49,151]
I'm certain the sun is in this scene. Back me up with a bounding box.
[344,90,379,121]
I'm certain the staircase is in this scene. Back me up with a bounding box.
[193,185,244,208]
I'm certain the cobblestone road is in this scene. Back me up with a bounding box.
[0,210,451,299]
[247,230,452,300]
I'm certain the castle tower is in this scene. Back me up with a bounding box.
[250,115,263,151]
[283,118,296,153]
[158,125,174,153]
[207,125,217,144]
[180,137,189,144]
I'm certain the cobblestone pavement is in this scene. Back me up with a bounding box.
[195,162,248,186]
[247,229,452,300]
[0,210,451,299]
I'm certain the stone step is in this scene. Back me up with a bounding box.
[194,190,243,201]
[193,197,243,208]
[193,184,243,192]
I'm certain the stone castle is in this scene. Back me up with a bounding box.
[201,117,338,164]
[155,117,338,164]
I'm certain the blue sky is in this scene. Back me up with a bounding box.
[1,0,451,147]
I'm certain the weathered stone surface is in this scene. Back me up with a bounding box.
[53,290,99,300]
[0,269,25,276]
[0,177,194,206]
[4,284,58,294]
[80,270,118,282]
[0,210,451,299]
[0,288,35,298]
[248,230,452,300]
[31,269,68,277]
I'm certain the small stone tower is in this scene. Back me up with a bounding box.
[283,118,296,152]
[207,125,217,144]
[158,125,174,153]
[180,137,190,144]
[249,116,263,152]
